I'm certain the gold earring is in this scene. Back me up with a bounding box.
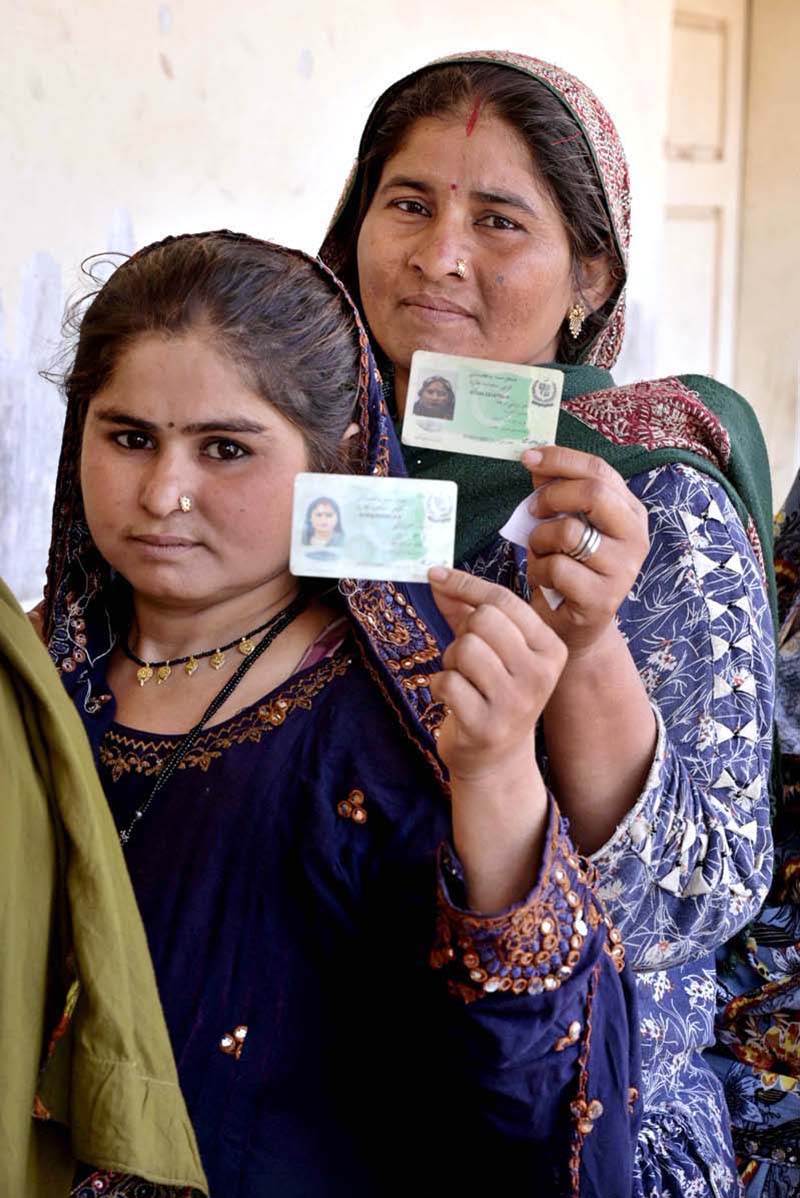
[178,494,193,513]
[455,258,468,280]
[567,303,586,339]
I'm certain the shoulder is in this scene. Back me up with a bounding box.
[627,462,763,567]
[675,373,758,423]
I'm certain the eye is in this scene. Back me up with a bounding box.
[112,430,154,450]
[203,439,249,461]
[476,213,522,231]
[390,198,431,217]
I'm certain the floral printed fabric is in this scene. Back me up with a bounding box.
[706,470,800,1198]
[474,461,775,1197]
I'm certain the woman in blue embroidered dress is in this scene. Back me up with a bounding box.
[40,231,640,1197]
[319,52,777,1197]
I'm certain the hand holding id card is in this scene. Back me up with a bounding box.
[401,350,563,461]
[290,473,457,583]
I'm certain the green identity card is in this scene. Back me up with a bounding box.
[291,473,457,583]
[401,349,563,461]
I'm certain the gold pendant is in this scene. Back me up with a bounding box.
[238,636,255,656]
[157,662,172,684]
[210,649,226,670]
[136,664,154,687]
[184,656,199,677]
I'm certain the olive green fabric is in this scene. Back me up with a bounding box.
[0,580,207,1196]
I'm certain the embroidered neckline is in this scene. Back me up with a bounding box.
[99,649,353,780]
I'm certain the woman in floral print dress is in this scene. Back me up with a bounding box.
[320,51,777,1196]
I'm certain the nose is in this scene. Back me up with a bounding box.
[139,448,192,519]
[406,210,467,284]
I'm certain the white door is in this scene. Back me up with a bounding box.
[656,0,747,383]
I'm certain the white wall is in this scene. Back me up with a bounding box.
[735,0,800,509]
[1,0,673,600]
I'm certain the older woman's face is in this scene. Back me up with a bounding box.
[420,379,452,409]
[357,111,575,396]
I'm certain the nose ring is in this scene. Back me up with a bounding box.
[178,494,193,513]
[455,258,468,280]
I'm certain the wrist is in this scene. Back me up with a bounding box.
[559,619,626,671]
[450,759,549,913]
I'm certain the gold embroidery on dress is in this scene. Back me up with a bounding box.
[219,1024,248,1060]
[99,651,353,781]
[337,788,368,823]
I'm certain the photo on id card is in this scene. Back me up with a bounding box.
[290,473,457,584]
[402,350,563,461]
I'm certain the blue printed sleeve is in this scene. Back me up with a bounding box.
[586,464,774,969]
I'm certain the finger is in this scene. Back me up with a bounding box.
[530,476,640,526]
[528,552,619,619]
[522,444,624,485]
[528,514,613,575]
[429,566,550,648]
[442,629,513,704]
[429,668,487,734]
[461,601,539,676]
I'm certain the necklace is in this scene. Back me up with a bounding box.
[118,593,307,846]
[123,606,291,686]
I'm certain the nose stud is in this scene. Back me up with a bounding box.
[455,258,468,280]
[178,494,193,513]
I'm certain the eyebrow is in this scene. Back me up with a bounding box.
[93,408,268,436]
[380,175,538,217]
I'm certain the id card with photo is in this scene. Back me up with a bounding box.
[401,350,563,461]
[291,473,457,583]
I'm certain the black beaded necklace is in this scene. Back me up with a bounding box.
[122,607,292,686]
[118,593,307,846]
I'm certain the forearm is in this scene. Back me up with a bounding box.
[450,749,548,913]
[543,623,657,854]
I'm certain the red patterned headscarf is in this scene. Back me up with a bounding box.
[320,50,631,371]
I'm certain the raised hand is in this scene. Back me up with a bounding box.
[427,567,567,912]
[522,445,650,654]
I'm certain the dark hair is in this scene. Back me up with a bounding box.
[419,375,455,401]
[63,231,362,472]
[327,63,625,364]
[302,496,343,544]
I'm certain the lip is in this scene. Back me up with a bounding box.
[400,292,474,320]
[130,534,198,550]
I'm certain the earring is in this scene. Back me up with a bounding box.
[567,303,586,339]
[178,494,193,513]
[455,258,468,280]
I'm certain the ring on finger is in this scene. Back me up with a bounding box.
[565,512,602,563]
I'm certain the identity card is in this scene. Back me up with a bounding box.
[290,473,457,583]
[401,350,563,461]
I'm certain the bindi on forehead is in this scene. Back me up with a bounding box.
[465,97,482,137]
[450,183,457,191]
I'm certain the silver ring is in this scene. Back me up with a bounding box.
[566,512,601,563]
[455,258,468,279]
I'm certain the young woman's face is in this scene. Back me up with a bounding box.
[310,502,338,538]
[80,331,309,609]
[356,111,574,383]
[419,379,452,409]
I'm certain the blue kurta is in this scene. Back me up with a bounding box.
[69,612,639,1197]
[469,460,774,1197]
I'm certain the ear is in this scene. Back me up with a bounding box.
[574,253,617,313]
[341,421,360,442]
